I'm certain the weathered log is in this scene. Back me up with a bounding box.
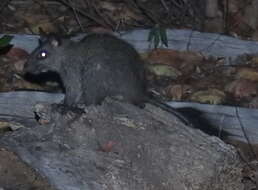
[0,99,244,190]
[0,91,257,145]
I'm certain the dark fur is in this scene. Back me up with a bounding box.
[25,33,219,130]
[25,33,146,107]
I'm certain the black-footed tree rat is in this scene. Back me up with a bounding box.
[24,33,194,126]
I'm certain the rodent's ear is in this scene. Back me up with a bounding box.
[49,36,61,47]
[38,34,61,47]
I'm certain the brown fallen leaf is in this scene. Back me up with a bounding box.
[225,79,258,100]
[146,49,203,75]
[164,84,193,101]
[21,14,58,34]
[250,55,258,65]
[0,121,24,132]
[12,77,47,91]
[99,2,144,23]
[246,97,258,109]
[190,89,226,104]
[146,64,181,79]
[13,59,27,73]
[236,67,258,82]
[4,47,29,73]
[6,47,29,60]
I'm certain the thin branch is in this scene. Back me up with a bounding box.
[160,0,169,12]
[0,0,12,12]
[89,0,115,30]
[58,0,112,29]
[130,0,160,25]
[68,0,85,32]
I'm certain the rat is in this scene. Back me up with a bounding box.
[23,33,197,127]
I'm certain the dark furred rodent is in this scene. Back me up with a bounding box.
[25,34,146,106]
[24,33,192,126]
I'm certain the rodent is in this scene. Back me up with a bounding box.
[23,33,194,127]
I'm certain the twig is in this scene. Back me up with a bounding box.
[130,0,159,24]
[227,0,253,32]
[160,0,169,12]
[68,0,85,32]
[186,30,193,51]
[0,0,12,12]
[58,0,112,29]
[88,0,115,30]
[224,0,229,34]
[198,33,222,53]
[169,0,185,9]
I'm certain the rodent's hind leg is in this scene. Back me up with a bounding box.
[34,103,84,124]
[134,102,146,109]
[51,103,85,115]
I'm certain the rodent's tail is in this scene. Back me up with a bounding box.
[146,98,231,139]
[175,107,232,139]
[146,98,193,127]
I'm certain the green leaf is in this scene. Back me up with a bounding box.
[0,35,13,48]
[148,27,157,42]
[159,28,168,47]
[148,26,168,49]
[154,30,160,49]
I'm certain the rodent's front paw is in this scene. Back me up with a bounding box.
[34,103,53,124]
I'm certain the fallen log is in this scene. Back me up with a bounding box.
[0,98,244,190]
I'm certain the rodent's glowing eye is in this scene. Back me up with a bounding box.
[38,50,48,59]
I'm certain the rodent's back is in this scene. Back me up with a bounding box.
[80,33,144,78]
[65,33,147,106]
